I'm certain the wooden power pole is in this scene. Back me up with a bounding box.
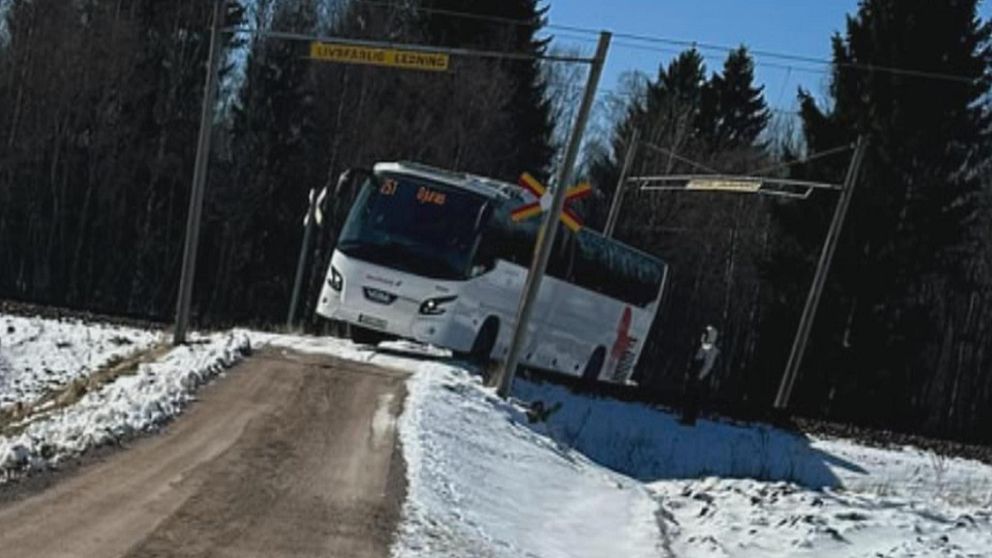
[173,0,225,345]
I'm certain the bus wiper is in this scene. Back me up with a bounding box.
[473,201,493,231]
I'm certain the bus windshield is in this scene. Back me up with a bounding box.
[337,173,488,280]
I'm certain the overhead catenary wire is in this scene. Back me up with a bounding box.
[346,0,544,28]
[640,141,722,174]
[551,33,831,77]
[543,79,803,117]
[549,24,979,84]
[272,1,979,85]
[747,143,855,176]
[607,40,829,76]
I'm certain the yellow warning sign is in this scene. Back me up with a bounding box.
[686,179,762,193]
[309,42,450,72]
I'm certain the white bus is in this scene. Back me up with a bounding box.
[316,162,668,384]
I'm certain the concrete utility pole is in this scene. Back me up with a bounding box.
[287,189,319,330]
[603,127,640,238]
[495,31,612,398]
[774,135,868,410]
[173,0,225,345]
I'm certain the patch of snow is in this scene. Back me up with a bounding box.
[392,363,667,558]
[508,379,992,558]
[246,332,668,557]
[652,477,992,557]
[248,330,453,369]
[513,380,842,488]
[0,313,160,407]
[243,333,992,557]
[5,324,987,557]
[0,331,250,483]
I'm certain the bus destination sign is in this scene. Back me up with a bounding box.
[310,42,450,72]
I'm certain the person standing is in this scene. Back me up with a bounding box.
[680,325,720,426]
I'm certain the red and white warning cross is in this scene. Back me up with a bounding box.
[510,172,592,232]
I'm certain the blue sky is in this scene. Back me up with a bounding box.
[546,0,992,113]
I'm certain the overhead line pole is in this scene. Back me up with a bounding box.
[495,31,611,399]
[287,190,318,331]
[603,127,639,238]
[173,0,225,345]
[773,135,868,410]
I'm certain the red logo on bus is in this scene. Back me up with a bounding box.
[611,307,633,363]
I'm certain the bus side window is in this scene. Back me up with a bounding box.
[546,228,574,281]
[472,229,498,272]
[493,212,538,267]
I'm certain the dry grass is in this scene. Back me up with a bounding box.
[0,343,171,437]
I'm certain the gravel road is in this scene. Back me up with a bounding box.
[0,348,409,558]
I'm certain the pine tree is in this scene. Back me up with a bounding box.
[589,47,769,215]
[419,0,554,178]
[206,0,323,321]
[644,49,708,169]
[585,48,774,396]
[705,47,770,153]
[773,0,992,434]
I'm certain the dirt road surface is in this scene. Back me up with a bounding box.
[0,348,410,558]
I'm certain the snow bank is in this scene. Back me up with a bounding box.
[246,330,451,369]
[514,379,844,488]
[246,333,668,557]
[652,475,992,558]
[0,331,250,482]
[5,323,985,557]
[508,380,992,557]
[246,333,992,557]
[513,379,992,502]
[392,363,666,558]
[0,313,160,407]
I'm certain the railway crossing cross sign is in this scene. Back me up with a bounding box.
[511,172,592,232]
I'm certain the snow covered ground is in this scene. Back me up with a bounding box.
[0,310,197,479]
[0,313,161,408]
[0,326,401,484]
[247,333,666,557]
[2,322,990,557]
[510,380,992,557]
[0,329,250,482]
[231,333,992,557]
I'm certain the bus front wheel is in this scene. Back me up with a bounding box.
[462,318,499,364]
[348,324,389,347]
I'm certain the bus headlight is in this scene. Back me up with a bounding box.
[328,266,344,292]
[419,295,457,315]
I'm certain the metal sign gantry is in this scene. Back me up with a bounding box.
[602,134,868,412]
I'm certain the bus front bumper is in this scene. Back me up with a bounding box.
[316,287,476,351]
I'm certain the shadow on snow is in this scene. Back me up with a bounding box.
[368,340,861,490]
[509,378,865,490]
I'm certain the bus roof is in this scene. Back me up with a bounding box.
[374,161,519,201]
